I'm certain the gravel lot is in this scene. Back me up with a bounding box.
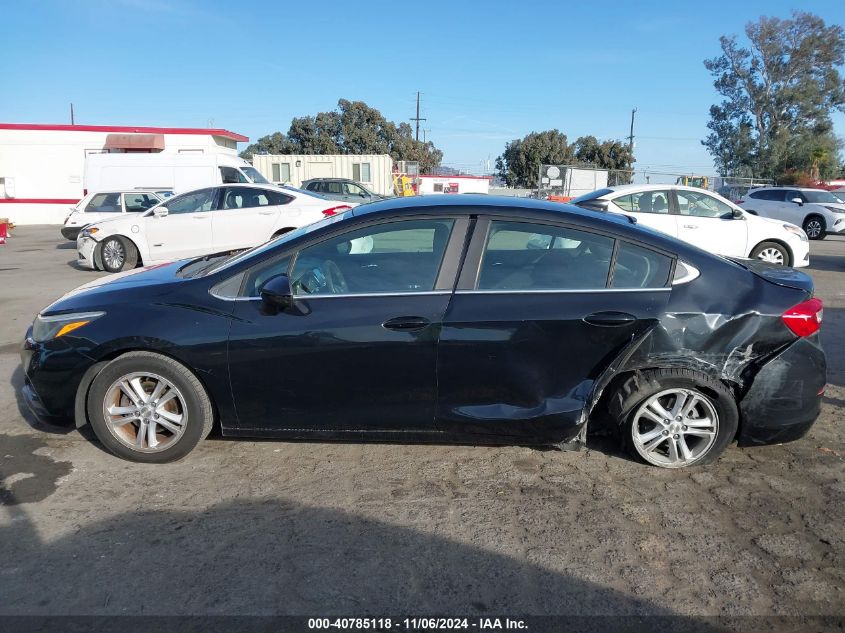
[1,226,843,618]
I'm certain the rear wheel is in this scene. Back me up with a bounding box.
[750,241,790,266]
[617,369,738,468]
[99,236,138,273]
[803,215,826,240]
[86,351,213,463]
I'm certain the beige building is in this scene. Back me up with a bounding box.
[251,154,394,196]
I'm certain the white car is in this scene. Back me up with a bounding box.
[737,186,845,240]
[571,184,809,267]
[61,190,170,240]
[77,184,351,273]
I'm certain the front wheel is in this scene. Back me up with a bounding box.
[619,369,738,468]
[803,215,826,240]
[86,351,214,463]
[99,236,138,273]
[750,241,790,266]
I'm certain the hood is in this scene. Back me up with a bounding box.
[43,261,186,314]
[727,258,814,294]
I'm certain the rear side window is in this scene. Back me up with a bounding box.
[749,189,785,201]
[477,221,614,290]
[611,242,672,289]
[86,192,121,213]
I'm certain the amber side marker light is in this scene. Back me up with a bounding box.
[55,320,91,338]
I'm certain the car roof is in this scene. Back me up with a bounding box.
[602,183,713,195]
[749,186,827,191]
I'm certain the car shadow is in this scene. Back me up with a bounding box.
[55,242,75,250]
[808,254,845,273]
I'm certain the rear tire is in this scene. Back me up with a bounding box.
[803,215,826,240]
[99,236,138,273]
[750,241,790,266]
[86,351,214,463]
[615,369,738,468]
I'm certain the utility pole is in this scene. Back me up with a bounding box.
[70,103,75,125]
[411,91,427,142]
[626,108,636,182]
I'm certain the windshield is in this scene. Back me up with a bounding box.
[202,210,355,276]
[241,166,270,184]
[570,188,615,203]
[803,190,841,204]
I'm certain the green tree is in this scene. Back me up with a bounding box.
[495,130,572,188]
[702,12,845,179]
[240,100,443,172]
[573,136,635,182]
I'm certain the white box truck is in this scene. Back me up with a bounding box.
[84,154,270,195]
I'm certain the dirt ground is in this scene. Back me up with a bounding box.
[0,226,843,618]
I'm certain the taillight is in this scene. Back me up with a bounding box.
[782,298,823,337]
[321,205,352,217]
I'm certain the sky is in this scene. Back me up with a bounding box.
[2,0,844,182]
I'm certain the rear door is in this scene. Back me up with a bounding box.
[212,187,289,251]
[608,190,679,237]
[143,187,216,261]
[673,189,748,257]
[436,217,674,441]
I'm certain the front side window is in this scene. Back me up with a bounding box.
[123,193,159,212]
[289,219,455,296]
[802,190,841,204]
[612,190,671,214]
[611,242,672,289]
[164,188,216,215]
[344,183,366,197]
[676,191,733,219]
[86,192,122,213]
[220,166,249,184]
[477,221,614,290]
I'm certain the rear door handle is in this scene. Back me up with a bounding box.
[584,311,636,326]
[193,215,209,219]
[683,224,698,229]
[258,210,275,215]
[382,316,431,331]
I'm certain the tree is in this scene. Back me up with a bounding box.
[573,136,635,182]
[702,12,845,179]
[495,130,572,188]
[239,100,443,172]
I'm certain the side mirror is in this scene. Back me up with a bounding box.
[260,274,293,308]
[790,197,804,206]
[153,206,169,218]
[732,208,744,219]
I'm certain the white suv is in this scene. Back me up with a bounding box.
[737,187,845,240]
[77,183,350,273]
[61,190,170,240]
[571,184,809,267]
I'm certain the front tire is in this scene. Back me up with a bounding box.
[750,241,790,266]
[86,352,214,463]
[802,215,826,240]
[99,236,138,273]
[617,369,738,468]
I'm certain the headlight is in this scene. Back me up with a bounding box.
[79,227,100,239]
[32,311,104,342]
[783,224,809,242]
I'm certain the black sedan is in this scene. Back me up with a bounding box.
[21,196,826,467]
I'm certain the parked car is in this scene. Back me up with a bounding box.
[571,185,809,267]
[24,195,824,467]
[61,190,169,240]
[301,178,384,204]
[737,186,845,240]
[76,183,351,273]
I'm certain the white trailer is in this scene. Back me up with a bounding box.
[251,154,394,196]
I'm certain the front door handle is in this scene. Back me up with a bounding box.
[382,316,431,331]
[193,215,209,219]
[683,224,698,229]
[258,210,275,215]
[584,311,636,327]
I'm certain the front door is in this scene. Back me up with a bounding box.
[143,187,216,262]
[436,218,673,441]
[673,189,748,257]
[227,216,466,432]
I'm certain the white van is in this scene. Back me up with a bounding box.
[84,154,270,195]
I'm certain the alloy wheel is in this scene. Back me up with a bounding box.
[805,220,822,239]
[102,239,126,270]
[631,388,719,468]
[102,372,187,452]
[756,247,785,265]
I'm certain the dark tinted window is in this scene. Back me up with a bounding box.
[749,189,784,201]
[86,192,121,213]
[611,242,672,289]
[477,221,613,290]
[290,219,455,296]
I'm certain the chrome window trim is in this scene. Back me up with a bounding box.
[211,290,452,302]
[672,261,700,285]
[456,287,671,295]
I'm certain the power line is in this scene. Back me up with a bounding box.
[410,91,427,142]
